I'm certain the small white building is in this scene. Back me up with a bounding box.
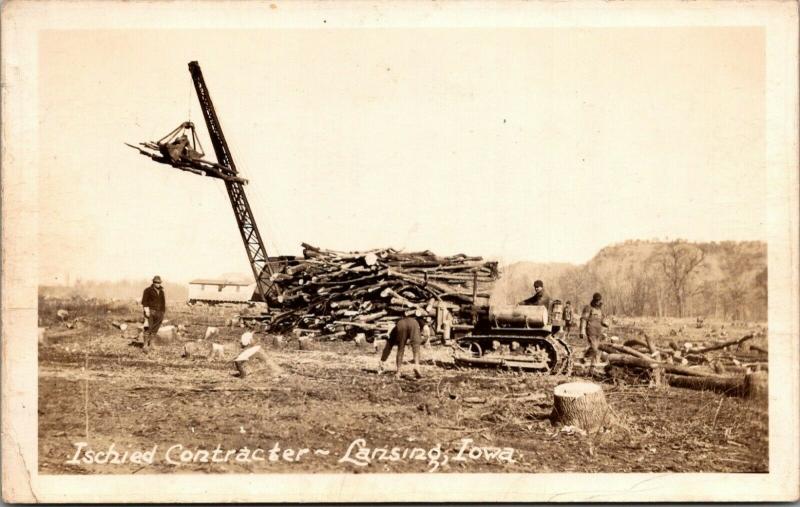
[188,279,256,304]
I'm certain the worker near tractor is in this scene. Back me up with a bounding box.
[437,306,453,344]
[378,312,424,379]
[141,276,166,350]
[563,301,574,338]
[521,279,551,309]
[580,292,610,364]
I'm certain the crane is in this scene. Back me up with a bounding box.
[127,61,279,304]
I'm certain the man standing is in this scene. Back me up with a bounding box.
[378,314,423,379]
[141,275,166,350]
[580,292,609,364]
[437,306,453,344]
[521,279,551,309]
[563,300,574,338]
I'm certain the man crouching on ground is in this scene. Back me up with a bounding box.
[378,311,424,379]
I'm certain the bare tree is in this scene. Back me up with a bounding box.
[654,241,706,317]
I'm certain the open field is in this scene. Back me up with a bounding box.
[38,300,768,474]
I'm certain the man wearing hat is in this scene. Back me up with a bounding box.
[521,279,551,309]
[580,292,609,364]
[141,275,166,349]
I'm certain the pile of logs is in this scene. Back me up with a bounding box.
[600,332,768,399]
[266,243,499,339]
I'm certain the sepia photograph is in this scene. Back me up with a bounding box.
[2,0,798,503]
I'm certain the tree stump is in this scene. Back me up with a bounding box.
[550,382,611,433]
[234,346,281,378]
[183,340,214,359]
[373,339,387,354]
[240,331,255,348]
[38,327,47,345]
[743,371,768,402]
[152,325,178,346]
[271,335,285,348]
[353,333,367,347]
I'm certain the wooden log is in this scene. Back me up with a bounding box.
[622,338,649,350]
[665,374,745,395]
[358,310,388,322]
[605,353,713,377]
[234,346,281,378]
[599,342,654,362]
[644,334,659,354]
[692,334,755,354]
[750,345,768,355]
[550,382,612,433]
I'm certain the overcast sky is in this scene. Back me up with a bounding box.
[37,27,765,284]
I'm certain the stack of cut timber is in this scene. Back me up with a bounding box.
[266,243,499,339]
[599,332,767,399]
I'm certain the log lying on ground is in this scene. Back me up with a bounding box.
[606,353,715,377]
[600,343,658,362]
[550,382,612,433]
[234,346,281,378]
[665,373,745,395]
[692,334,755,354]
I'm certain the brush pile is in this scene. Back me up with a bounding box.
[266,243,499,339]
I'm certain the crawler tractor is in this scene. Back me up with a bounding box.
[453,304,572,374]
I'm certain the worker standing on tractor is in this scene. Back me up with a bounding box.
[378,312,424,379]
[580,292,609,364]
[141,276,166,351]
[521,279,551,309]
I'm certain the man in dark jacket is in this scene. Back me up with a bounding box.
[521,279,551,309]
[378,313,423,379]
[141,275,166,349]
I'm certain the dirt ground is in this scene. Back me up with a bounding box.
[38,301,768,474]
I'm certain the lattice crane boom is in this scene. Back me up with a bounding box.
[186,61,278,303]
